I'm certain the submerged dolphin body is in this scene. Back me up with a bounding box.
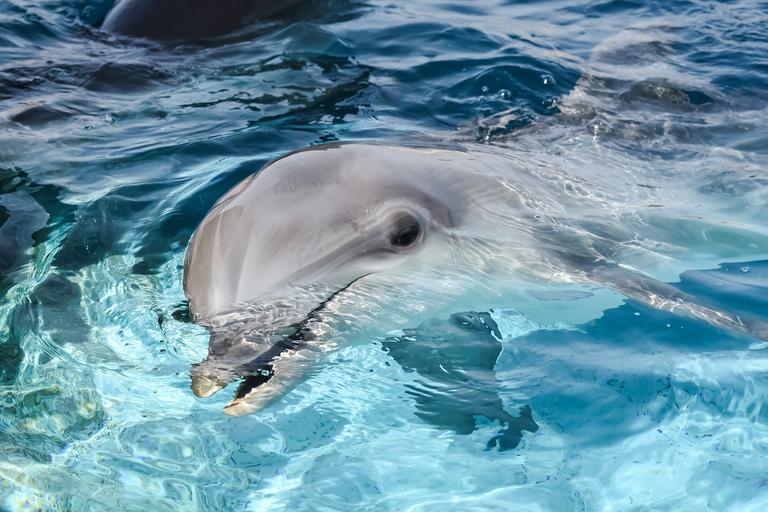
[184,143,768,418]
[102,0,305,41]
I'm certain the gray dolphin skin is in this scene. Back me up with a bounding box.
[184,143,768,421]
[102,0,306,41]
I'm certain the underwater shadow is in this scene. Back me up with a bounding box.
[382,311,539,451]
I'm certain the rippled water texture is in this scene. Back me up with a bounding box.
[1,0,768,510]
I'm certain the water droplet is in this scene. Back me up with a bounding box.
[481,86,489,94]
[499,89,511,99]
[541,74,555,86]
[741,267,750,273]
[634,312,640,316]
[587,119,611,135]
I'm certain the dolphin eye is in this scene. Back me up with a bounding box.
[392,222,421,247]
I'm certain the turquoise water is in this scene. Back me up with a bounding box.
[2,0,768,510]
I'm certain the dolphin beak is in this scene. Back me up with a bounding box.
[221,354,306,416]
[190,373,230,398]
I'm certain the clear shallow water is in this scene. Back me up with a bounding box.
[1,0,768,510]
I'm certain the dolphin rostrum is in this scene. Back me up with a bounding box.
[184,143,768,418]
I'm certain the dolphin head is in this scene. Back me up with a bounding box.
[183,143,516,414]
[184,144,477,323]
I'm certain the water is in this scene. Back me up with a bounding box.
[1,0,768,510]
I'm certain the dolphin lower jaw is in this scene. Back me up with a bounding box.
[190,277,364,414]
[221,340,336,416]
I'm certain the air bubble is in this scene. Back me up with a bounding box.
[499,89,512,99]
[587,119,611,135]
[741,267,750,273]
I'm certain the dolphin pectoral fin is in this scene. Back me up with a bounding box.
[585,266,768,342]
[383,311,539,450]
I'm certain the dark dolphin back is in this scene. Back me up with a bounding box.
[102,0,306,41]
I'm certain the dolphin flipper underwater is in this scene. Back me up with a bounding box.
[183,143,768,437]
[382,312,539,451]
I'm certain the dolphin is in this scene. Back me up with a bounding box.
[102,0,306,41]
[183,142,768,418]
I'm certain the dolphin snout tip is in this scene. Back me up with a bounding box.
[191,374,228,398]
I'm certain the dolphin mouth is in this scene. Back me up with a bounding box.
[191,276,368,416]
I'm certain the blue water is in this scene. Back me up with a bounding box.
[1,0,768,510]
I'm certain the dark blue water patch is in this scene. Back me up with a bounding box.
[573,0,699,18]
[686,89,715,105]
[0,306,26,384]
[5,98,97,128]
[217,52,365,78]
[359,22,505,58]
[29,272,91,345]
[0,60,184,100]
[681,8,768,98]
[70,0,115,26]
[47,156,263,275]
[387,56,578,132]
[437,2,491,16]
[53,193,150,271]
[0,167,77,291]
[133,159,270,274]
[0,5,60,45]
[711,70,768,99]
[208,54,375,126]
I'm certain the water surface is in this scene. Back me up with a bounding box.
[1,0,768,510]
